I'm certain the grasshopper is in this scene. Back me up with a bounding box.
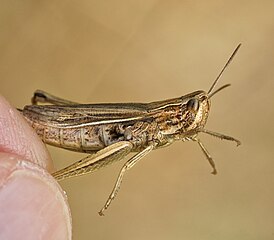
[20,44,241,215]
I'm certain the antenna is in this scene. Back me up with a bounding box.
[208,83,231,99]
[208,43,241,95]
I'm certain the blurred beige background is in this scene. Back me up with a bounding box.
[1,1,274,239]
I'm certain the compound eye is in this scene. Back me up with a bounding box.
[186,98,200,112]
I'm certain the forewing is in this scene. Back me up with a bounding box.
[22,103,151,128]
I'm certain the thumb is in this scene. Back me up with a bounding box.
[0,96,72,240]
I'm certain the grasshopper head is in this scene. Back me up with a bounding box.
[179,90,210,134]
[178,80,233,137]
[161,44,241,141]
[179,43,242,137]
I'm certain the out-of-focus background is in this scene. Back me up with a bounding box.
[1,1,274,239]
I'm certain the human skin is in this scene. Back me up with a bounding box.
[0,96,72,240]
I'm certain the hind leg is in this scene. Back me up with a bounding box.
[31,90,79,105]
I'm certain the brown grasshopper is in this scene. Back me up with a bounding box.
[20,44,241,215]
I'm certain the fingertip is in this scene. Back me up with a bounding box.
[0,154,72,240]
[0,95,53,171]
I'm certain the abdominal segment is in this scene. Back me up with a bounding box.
[30,122,106,152]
